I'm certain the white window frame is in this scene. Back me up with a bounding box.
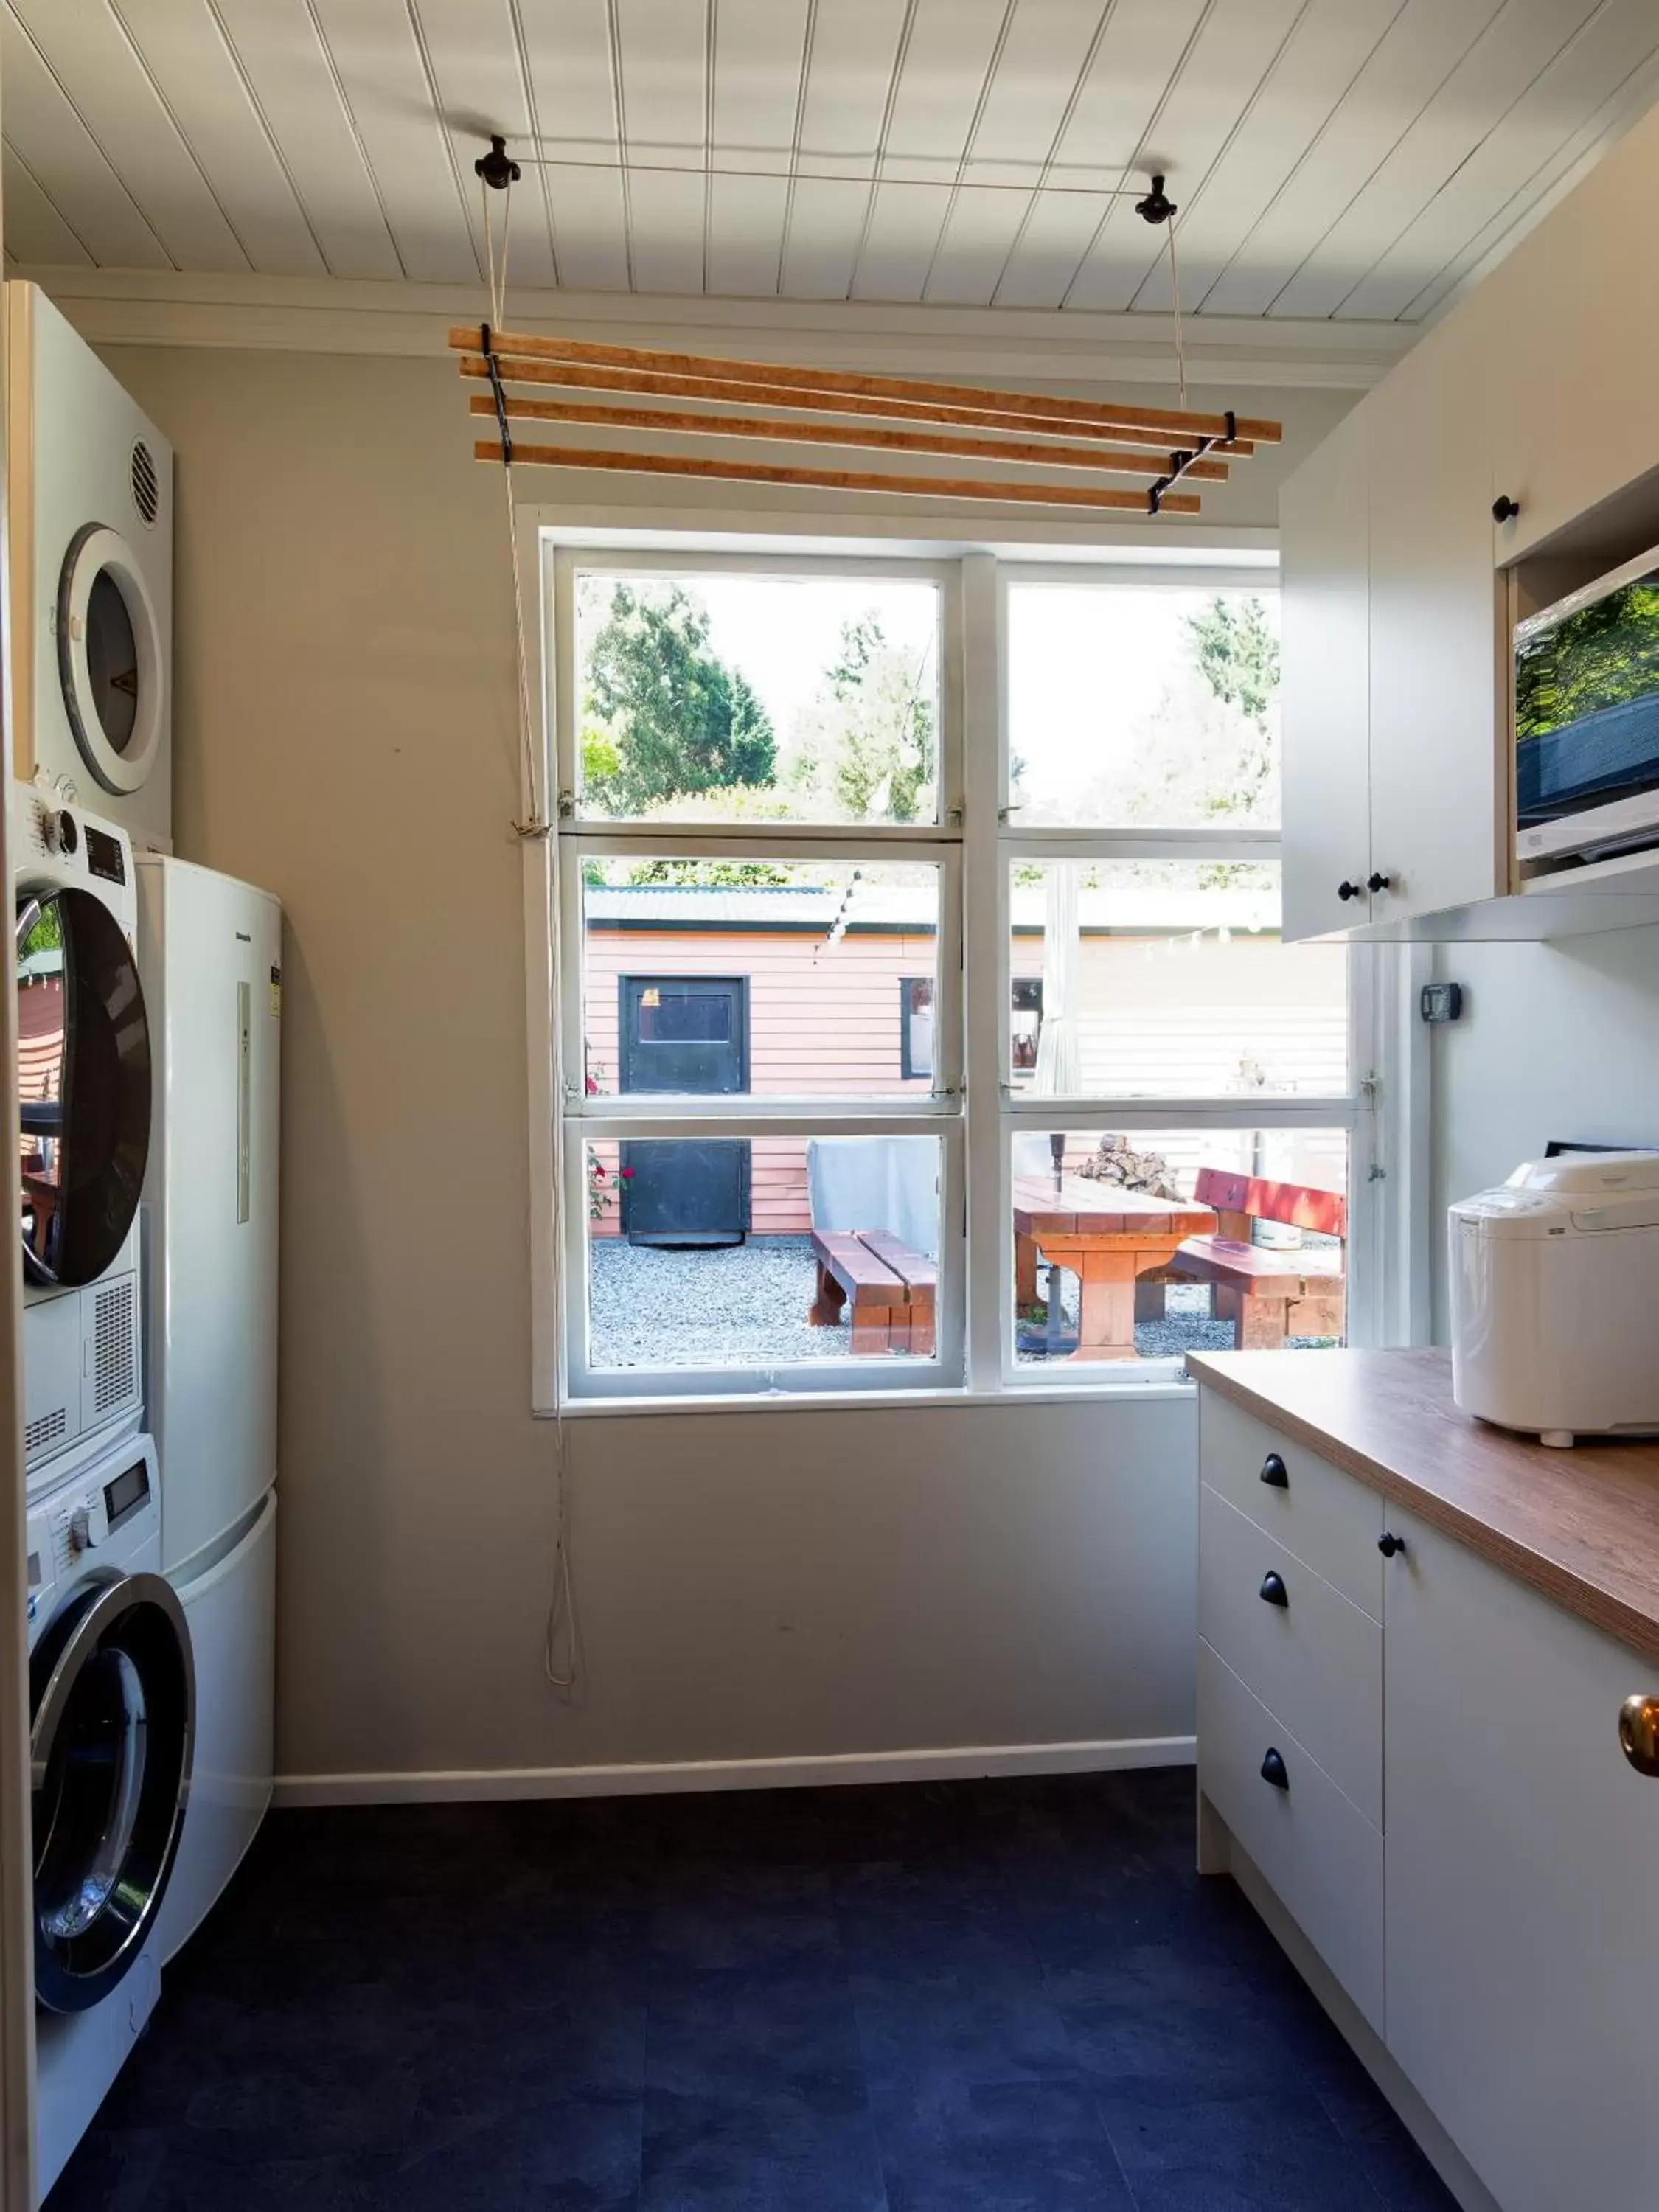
[520,520,1424,1413]
[987,559,1387,1390]
[549,544,967,1402]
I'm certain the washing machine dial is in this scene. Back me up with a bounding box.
[66,1495,107,1554]
[42,807,78,858]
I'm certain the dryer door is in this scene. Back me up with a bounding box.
[30,1570,194,2013]
[17,886,153,1287]
[57,524,165,796]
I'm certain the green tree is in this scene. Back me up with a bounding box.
[1184,594,1281,725]
[785,614,936,823]
[582,582,776,815]
[1110,592,1281,845]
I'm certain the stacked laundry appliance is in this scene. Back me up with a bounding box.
[10,282,282,2203]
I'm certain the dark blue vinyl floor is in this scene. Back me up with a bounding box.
[50,1770,1456,2211]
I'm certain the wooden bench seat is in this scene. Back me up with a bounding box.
[808,1229,936,1356]
[1150,1168,1346,1351]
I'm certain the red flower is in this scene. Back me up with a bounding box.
[621,1166,635,1178]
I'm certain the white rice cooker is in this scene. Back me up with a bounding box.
[1449,1152,1659,1447]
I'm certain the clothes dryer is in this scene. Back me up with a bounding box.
[6,281,173,852]
[15,781,149,1486]
[26,1430,192,2199]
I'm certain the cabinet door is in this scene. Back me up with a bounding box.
[1279,405,1371,942]
[1366,325,1507,924]
[1484,121,1659,561]
[1384,1512,1659,2212]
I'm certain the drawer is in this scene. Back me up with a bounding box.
[1199,1388,1384,1618]
[1199,1638,1384,2036]
[1200,1484,1382,1826]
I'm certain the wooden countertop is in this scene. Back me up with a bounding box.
[1186,1348,1659,1669]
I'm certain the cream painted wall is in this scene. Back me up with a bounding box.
[91,341,1351,1787]
[1429,928,1659,1342]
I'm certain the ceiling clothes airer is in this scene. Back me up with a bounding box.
[457,136,1279,521]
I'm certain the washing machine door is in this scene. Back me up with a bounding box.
[57,523,165,796]
[17,886,152,1287]
[30,1570,193,2013]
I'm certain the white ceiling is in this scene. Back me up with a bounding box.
[3,0,1657,324]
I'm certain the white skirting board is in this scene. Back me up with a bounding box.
[274,1734,1196,1807]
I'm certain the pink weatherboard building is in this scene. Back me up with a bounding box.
[582,880,1347,1242]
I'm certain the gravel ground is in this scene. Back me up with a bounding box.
[588,1237,1333,1371]
[590,1237,855,1369]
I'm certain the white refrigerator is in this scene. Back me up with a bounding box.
[135,854,281,1961]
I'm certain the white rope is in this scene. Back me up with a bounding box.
[1165,215,1188,408]
[483,166,579,1695]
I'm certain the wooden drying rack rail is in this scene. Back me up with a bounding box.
[451,324,1280,518]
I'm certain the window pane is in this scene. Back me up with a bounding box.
[1012,1127,1348,1368]
[574,571,942,824]
[582,860,942,1100]
[901,978,934,1079]
[585,1135,942,1370]
[1008,860,1346,1097]
[1008,582,1280,827]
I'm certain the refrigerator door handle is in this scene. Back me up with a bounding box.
[237,979,251,1225]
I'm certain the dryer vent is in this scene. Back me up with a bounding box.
[92,1276,138,1417]
[130,439,159,526]
[24,1405,67,1465]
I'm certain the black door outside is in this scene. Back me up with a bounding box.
[619,977,750,1245]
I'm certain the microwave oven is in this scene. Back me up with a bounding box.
[1514,543,1659,870]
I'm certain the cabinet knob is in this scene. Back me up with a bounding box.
[1259,1570,1289,1608]
[1259,1747,1290,1791]
[1259,1453,1289,1489]
[1378,1531,1407,1559]
[1337,880,1361,902]
[1618,1694,1659,1777]
[1492,494,1521,524]
[1366,872,1391,895]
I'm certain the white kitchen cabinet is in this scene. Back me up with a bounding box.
[1280,403,1373,942]
[1276,103,1659,945]
[1481,151,1659,565]
[1383,1509,1659,2212]
[1281,319,1507,941]
[1365,325,1507,926]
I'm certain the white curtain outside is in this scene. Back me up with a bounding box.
[1034,861,1082,1098]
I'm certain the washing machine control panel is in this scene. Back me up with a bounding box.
[27,1438,159,1593]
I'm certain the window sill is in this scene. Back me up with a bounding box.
[546,1377,1199,1419]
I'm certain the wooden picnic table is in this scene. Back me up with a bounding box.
[1012,1174,1218,1362]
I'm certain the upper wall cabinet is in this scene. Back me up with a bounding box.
[1280,407,1371,942]
[1281,269,1659,945]
[1486,219,1659,566]
[1365,322,1506,929]
[1281,318,1507,942]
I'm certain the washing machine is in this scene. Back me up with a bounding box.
[6,280,173,853]
[15,781,149,1488]
[26,1429,193,2199]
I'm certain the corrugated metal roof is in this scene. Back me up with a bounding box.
[582,884,1279,931]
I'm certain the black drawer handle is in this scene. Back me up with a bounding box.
[1259,1453,1289,1489]
[1260,1747,1290,1791]
[1337,880,1361,902]
[1259,1571,1289,1608]
[1366,872,1391,894]
[1378,1531,1407,1559]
